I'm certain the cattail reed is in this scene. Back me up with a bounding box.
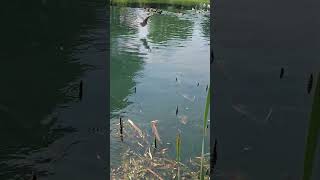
[308,73,313,94]
[79,80,83,100]
[176,105,179,116]
[211,139,218,174]
[280,67,284,79]
[119,117,123,136]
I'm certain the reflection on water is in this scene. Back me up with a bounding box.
[110,6,210,168]
[0,1,106,179]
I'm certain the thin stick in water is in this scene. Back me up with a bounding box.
[79,80,83,101]
[308,73,313,94]
[120,117,123,136]
[280,67,284,79]
[176,105,179,116]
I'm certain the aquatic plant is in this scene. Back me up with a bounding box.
[302,72,320,180]
[176,132,181,180]
[200,84,210,180]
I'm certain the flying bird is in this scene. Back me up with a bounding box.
[140,15,152,27]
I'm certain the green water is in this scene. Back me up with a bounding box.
[110,6,210,167]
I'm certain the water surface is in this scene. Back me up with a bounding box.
[110,6,210,168]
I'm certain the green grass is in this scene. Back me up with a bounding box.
[111,0,210,7]
[303,72,320,180]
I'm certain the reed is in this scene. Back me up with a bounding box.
[302,72,320,180]
[176,132,181,180]
[200,84,210,180]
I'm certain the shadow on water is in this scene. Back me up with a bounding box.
[0,0,104,179]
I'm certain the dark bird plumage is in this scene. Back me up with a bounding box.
[308,73,313,94]
[280,67,284,79]
[140,15,152,27]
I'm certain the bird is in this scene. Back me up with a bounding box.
[140,15,152,27]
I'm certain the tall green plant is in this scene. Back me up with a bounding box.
[176,132,181,180]
[303,72,320,180]
[200,84,210,180]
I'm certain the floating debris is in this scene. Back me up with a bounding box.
[181,94,195,102]
[243,146,252,151]
[147,168,164,180]
[280,67,284,79]
[151,120,161,142]
[206,85,208,91]
[232,104,258,123]
[232,104,247,116]
[134,87,137,93]
[128,119,143,138]
[176,77,178,82]
[308,73,313,94]
[197,82,199,87]
[265,108,273,123]
[179,115,188,125]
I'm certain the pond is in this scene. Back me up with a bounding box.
[110,5,210,177]
[0,1,107,179]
